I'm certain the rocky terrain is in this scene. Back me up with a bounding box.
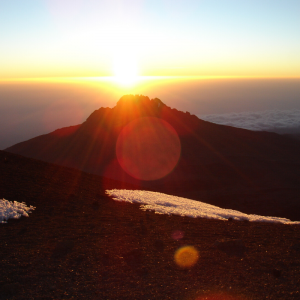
[1,150,300,299]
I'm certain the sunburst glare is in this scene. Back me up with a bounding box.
[112,50,139,86]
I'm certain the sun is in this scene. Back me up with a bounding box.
[112,51,139,86]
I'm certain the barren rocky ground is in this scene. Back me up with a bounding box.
[1,150,300,299]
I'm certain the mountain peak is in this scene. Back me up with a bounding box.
[116,94,166,110]
[85,95,168,129]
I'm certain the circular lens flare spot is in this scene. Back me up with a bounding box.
[116,117,181,181]
[172,230,184,240]
[174,246,199,268]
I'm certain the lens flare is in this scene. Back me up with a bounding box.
[174,245,199,268]
[116,117,181,181]
[172,230,184,240]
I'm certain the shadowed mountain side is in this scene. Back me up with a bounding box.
[6,95,300,219]
[1,150,300,300]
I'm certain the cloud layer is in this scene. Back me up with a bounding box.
[198,110,300,135]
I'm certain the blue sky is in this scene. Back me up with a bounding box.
[0,0,299,78]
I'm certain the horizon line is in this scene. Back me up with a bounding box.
[1,75,300,83]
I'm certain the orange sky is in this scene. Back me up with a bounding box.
[1,0,300,79]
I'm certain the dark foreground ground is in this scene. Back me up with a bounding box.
[1,150,300,300]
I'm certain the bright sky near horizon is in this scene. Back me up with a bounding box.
[1,0,300,79]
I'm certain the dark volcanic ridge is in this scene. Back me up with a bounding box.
[5,94,300,221]
[1,150,300,300]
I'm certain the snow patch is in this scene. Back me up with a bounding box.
[106,190,300,224]
[0,199,35,223]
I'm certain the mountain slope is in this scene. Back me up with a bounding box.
[1,150,300,300]
[6,95,300,219]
